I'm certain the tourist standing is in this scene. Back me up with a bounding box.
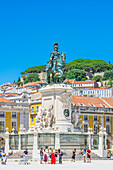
[58,149,63,164]
[51,150,56,164]
[87,148,91,163]
[49,148,52,162]
[46,148,50,163]
[54,149,58,162]
[71,148,76,162]
[43,149,47,163]
[40,148,43,164]
[82,149,86,162]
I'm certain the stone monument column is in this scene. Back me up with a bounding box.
[18,132,22,151]
[55,132,60,149]
[5,128,9,154]
[98,127,107,157]
[32,132,38,160]
[87,128,93,150]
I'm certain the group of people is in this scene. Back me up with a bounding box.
[0,147,13,165]
[71,148,91,163]
[40,148,63,164]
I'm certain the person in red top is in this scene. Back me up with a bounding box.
[51,150,56,164]
[87,148,91,163]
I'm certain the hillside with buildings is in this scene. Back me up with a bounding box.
[21,59,113,75]
[0,59,113,98]
[18,59,113,87]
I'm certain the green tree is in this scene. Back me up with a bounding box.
[65,59,112,73]
[21,65,46,75]
[17,77,20,82]
[64,69,86,80]
[92,75,103,82]
[107,79,113,87]
[24,73,40,84]
[16,81,23,86]
[77,76,81,81]
[81,78,87,81]
[21,59,112,75]
[16,77,23,86]
[103,70,113,80]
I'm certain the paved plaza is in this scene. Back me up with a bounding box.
[0,160,113,170]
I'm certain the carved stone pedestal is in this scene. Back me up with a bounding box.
[39,84,74,132]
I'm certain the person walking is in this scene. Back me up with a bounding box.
[71,148,76,162]
[87,148,91,163]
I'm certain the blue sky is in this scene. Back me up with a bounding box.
[0,0,113,84]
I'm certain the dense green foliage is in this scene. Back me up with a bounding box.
[92,75,103,82]
[63,69,86,81]
[20,59,113,83]
[16,77,23,86]
[103,70,113,80]
[21,59,112,75]
[16,81,23,86]
[81,78,87,81]
[65,59,112,72]
[107,79,113,87]
[24,73,40,84]
[21,65,46,75]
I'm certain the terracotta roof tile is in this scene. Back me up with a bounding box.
[0,97,14,103]
[35,81,46,84]
[0,93,18,96]
[16,83,40,89]
[63,79,75,84]
[73,80,95,84]
[102,98,113,107]
[71,96,111,108]
[30,92,39,94]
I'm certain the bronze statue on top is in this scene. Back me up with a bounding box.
[46,43,66,84]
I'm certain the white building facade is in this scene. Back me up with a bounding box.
[74,87,113,98]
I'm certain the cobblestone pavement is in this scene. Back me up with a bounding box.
[0,160,113,170]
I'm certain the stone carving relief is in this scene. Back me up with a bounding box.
[71,111,84,132]
[35,105,55,131]
[60,92,72,109]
